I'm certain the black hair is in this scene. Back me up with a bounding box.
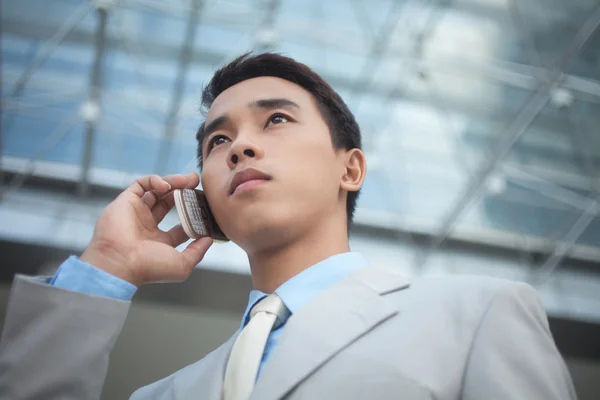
[196,52,362,227]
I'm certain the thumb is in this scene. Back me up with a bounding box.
[181,237,214,269]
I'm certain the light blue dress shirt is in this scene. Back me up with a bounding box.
[51,255,138,300]
[50,252,369,377]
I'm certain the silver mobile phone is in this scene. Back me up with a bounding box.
[173,188,228,242]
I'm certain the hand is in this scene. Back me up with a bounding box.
[80,173,213,286]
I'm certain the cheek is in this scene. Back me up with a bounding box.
[201,166,225,205]
[280,137,340,196]
[202,173,230,228]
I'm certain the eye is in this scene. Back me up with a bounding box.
[207,135,230,151]
[266,113,289,126]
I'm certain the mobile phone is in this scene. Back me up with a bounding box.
[173,188,229,242]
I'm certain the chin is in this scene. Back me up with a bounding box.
[225,210,298,254]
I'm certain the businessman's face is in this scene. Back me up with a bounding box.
[200,77,348,253]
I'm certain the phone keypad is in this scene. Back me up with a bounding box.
[183,190,208,236]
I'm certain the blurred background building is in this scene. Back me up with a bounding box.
[1,0,600,398]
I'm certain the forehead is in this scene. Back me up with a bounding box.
[206,76,318,120]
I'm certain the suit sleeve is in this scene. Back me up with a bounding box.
[0,274,131,400]
[461,282,577,400]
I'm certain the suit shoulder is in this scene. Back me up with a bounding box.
[410,274,525,296]
[394,274,536,320]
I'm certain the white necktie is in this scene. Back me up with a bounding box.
[223,294,290,400]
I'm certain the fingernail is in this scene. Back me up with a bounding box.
[165,181,172,190]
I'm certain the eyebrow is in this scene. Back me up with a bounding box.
[249,98,300,110]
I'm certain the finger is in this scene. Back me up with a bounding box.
[185,172,200,188]
[151,172,199,223]
[165,224,190,247]
[162,172,199,190]
[180,237,213,270]
[138,172,198,209]
[126,175,171,198]
[141,190,161,209]
[152,191,176,223]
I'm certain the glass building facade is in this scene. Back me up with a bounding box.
[2,0,600,304]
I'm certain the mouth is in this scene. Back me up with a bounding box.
[229,168,272,195]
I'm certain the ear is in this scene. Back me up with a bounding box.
[340,148,367,193]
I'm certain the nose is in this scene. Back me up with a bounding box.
[227,136,263,169]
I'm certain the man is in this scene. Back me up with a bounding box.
[0,53,576,400]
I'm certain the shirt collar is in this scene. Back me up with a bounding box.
[240,252,369,329]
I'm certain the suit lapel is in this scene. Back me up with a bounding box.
[250,266,410,400]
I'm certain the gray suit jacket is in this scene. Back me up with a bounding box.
[0,266,576,400]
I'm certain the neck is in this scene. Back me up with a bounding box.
[247,219,350,293]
